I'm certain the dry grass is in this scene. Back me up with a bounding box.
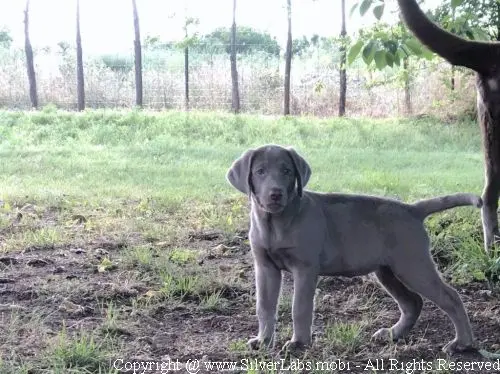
[0,48,477,119]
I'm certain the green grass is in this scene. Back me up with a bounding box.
[323,320,366,354]
[159,272,201,300]
[200,289,227,312]
[45,327,117,373]
[168,248,198,265]
[0,107,483,204]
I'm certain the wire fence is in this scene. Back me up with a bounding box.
[0,45,477,117]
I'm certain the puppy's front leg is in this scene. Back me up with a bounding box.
[283,270,318,352]
[248,259,282,350]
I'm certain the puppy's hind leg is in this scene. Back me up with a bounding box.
[372,266,423,342]
[391,241,475,355]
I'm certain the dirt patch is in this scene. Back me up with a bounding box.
[1,230,500,373]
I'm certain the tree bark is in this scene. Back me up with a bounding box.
[284,0,292,115]
[403,57,412,115]
[338,0,347,117]
[76,0,85,111]
[132,0,143,108]
[497,1,500,41]
[230,0,240,113]
[24,0,38,109]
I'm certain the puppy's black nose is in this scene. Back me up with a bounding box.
[270,189,283,202]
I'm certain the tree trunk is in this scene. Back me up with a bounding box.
[403,57,412,115]
[24,0,37,109]
[284,0,292,115]
[338,0,347,117]
[132,0,143,108]
[230,0,240,113]
[76,0,85,111]
[497,2,500,41]
[184,46,189,111]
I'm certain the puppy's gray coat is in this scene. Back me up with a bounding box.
[227,144,482,354]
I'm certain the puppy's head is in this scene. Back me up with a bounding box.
[226,145,311,214]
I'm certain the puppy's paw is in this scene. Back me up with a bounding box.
[247,336,272,350]
[279,340,309,357]
[372,328,396,342]
[442,339,477,355]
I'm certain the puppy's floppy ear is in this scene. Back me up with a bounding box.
[226,149,255,194]
[286,147,311,197]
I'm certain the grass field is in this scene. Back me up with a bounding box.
[1,108,499,373]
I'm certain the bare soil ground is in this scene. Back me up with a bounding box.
[1,215,500,374]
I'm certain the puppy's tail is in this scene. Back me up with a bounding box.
[411,193,482,219]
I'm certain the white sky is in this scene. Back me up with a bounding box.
[0,0,442,54]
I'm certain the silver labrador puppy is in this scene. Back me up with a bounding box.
[226,144,482,355]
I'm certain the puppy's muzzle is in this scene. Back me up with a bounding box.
[266,188,285,212]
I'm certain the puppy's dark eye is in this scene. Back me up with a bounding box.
[283,168,292,175]
[256,168,265,175]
